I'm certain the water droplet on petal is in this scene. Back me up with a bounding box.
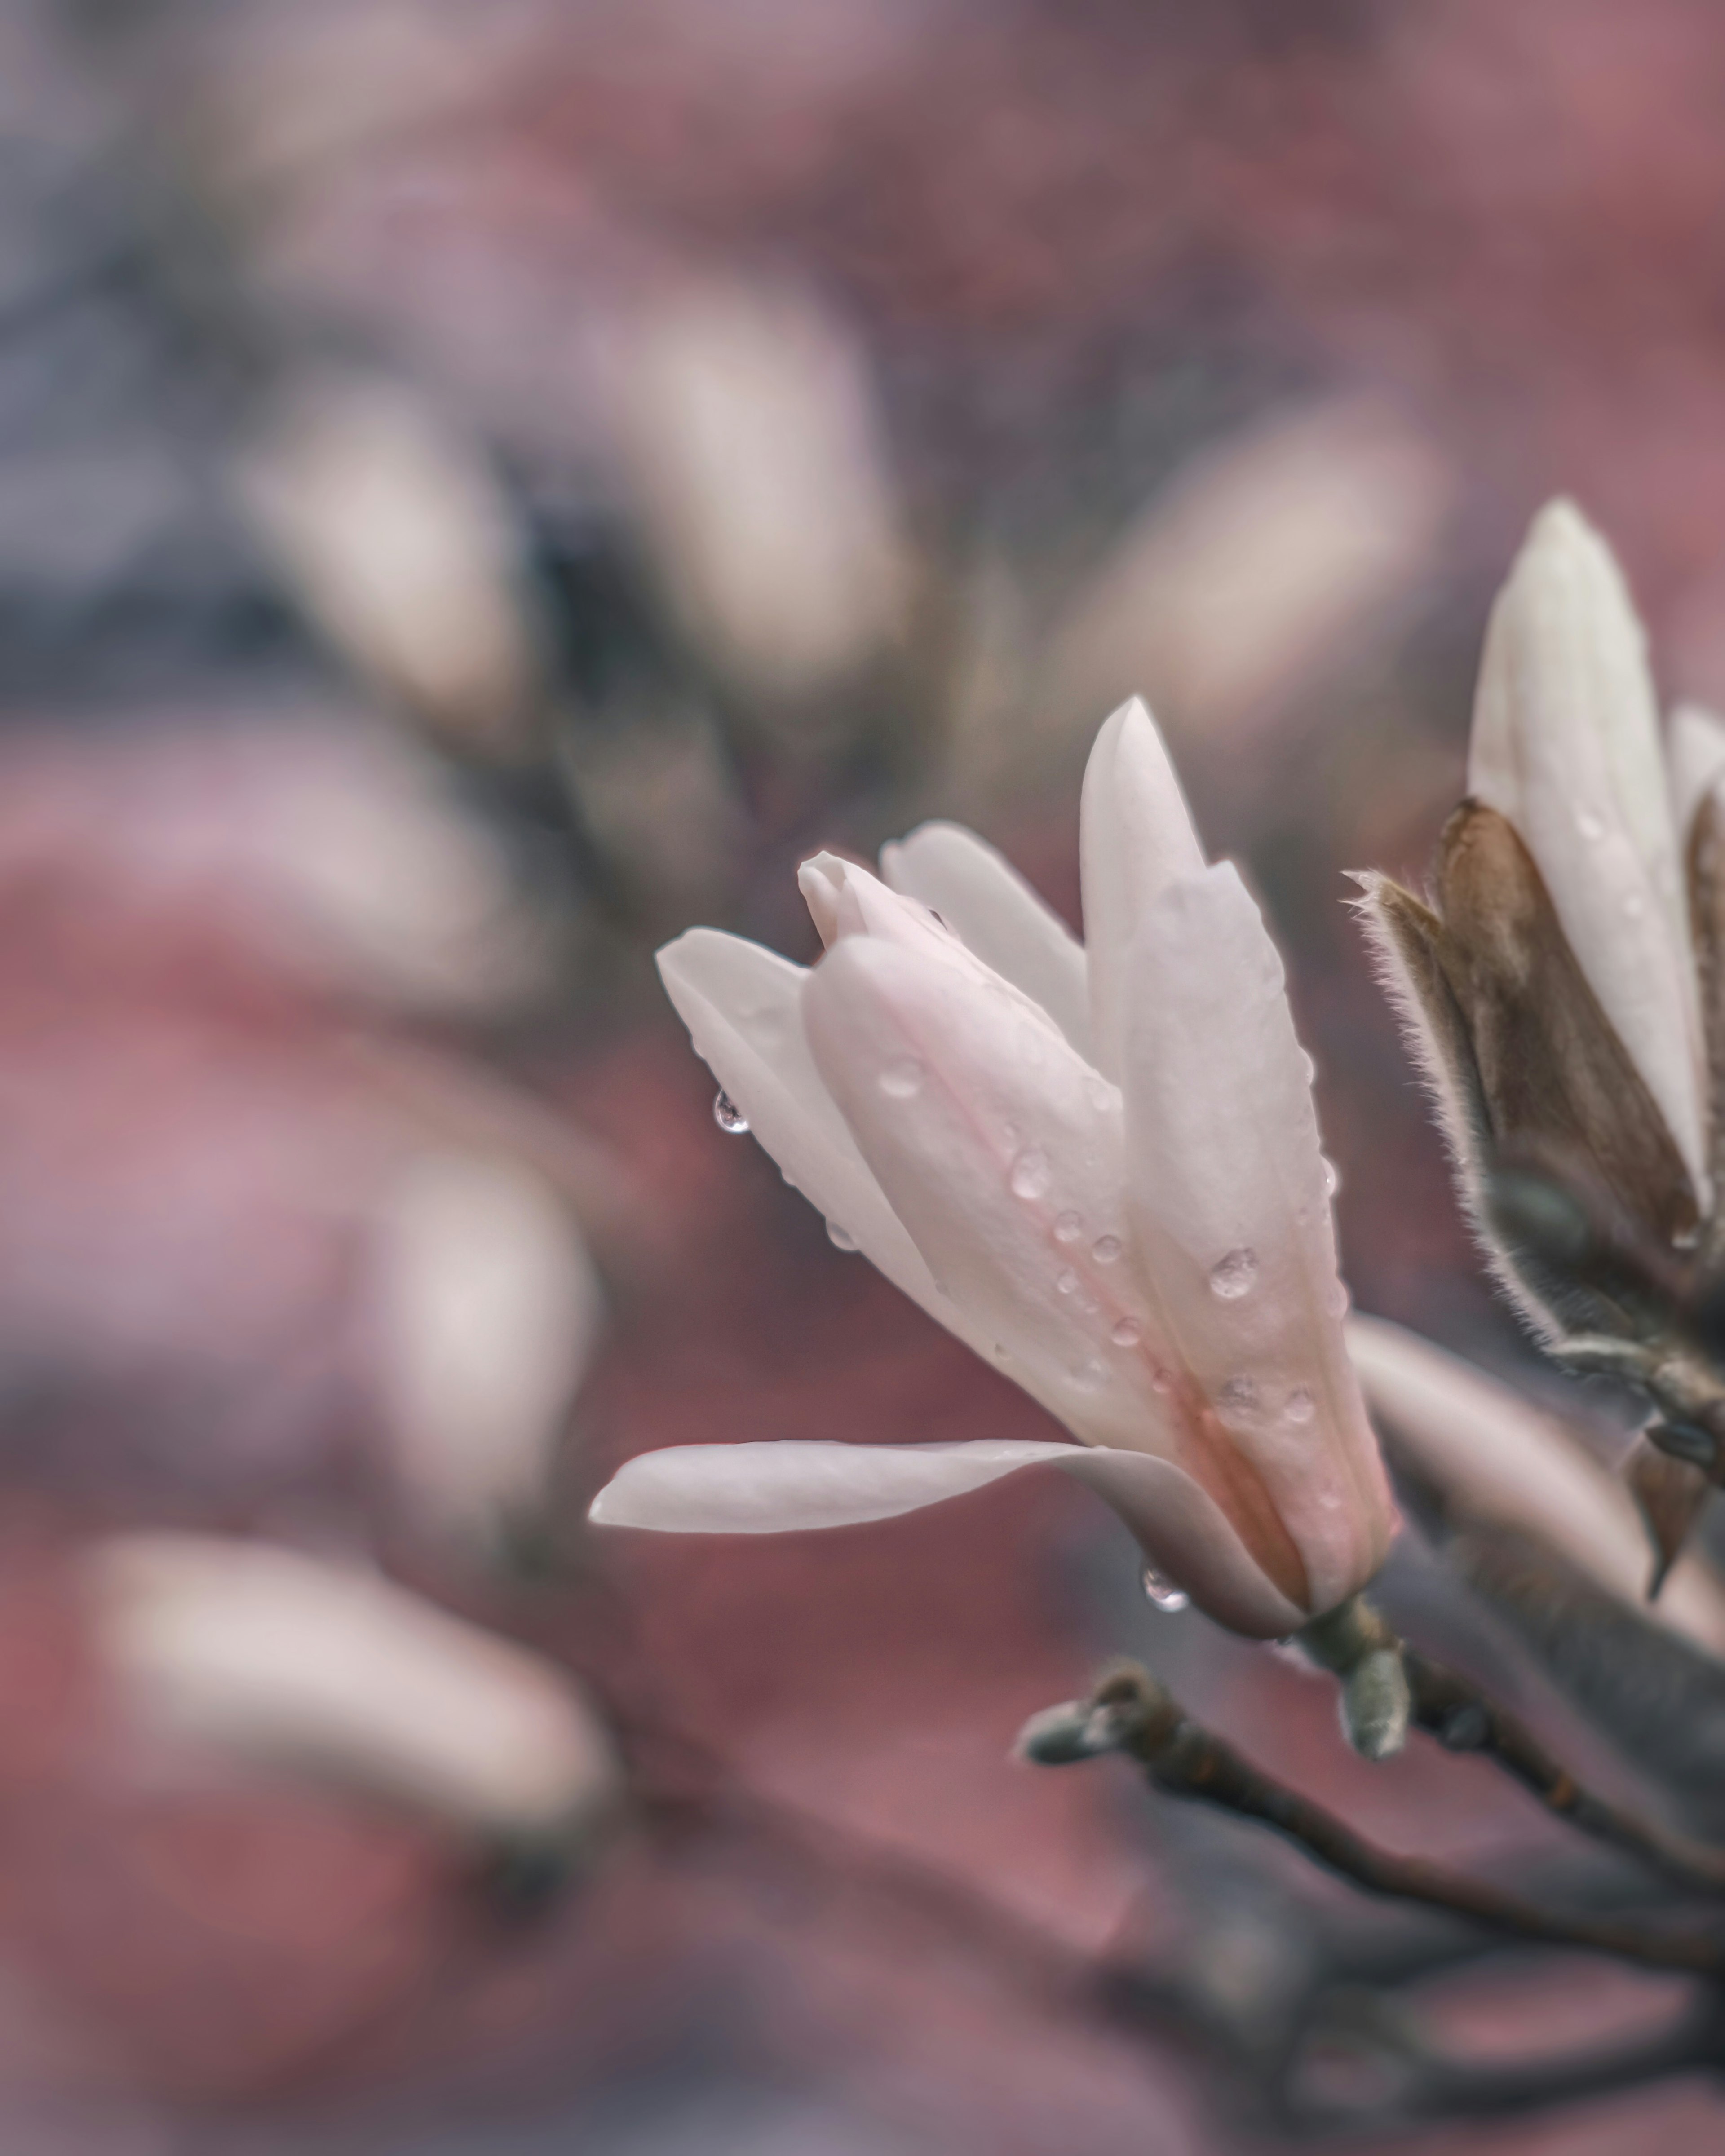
[1284,1385,1315,1425]
[1056,1268,1079,1296]
[880,1056,926,1098]
[1110,1317,1142,1348]
[1141,1566,1190,1613]
[1218,1375,1258,1413]
[1209,1247,1258,1300]
[713,1090,750,1134]
[827,1219,858,1252]
[1322,1158,1340,1196]
[1053,1210,1084,1245]
[1091,1234,1123,1265]
[1070,1357,1110,1393]
[1299,1050,1317,1084]
[1150,1365,1174,1394]
[993,1341,1011,1361]
[1575,807,1605,841]
[1009,1147,1052,1201]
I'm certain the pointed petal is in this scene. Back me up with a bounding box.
[655,929,986,1353]
[1468,501,1707,1194]
[589,1438,1302,1636]
[801,933,1174,1451]
[1433,803,1697,1255]
[1624,1435,1713,1597]
[1668,704,1725,850]
[1078,698,1205,1079]
[797,851,848,946]
[880,820,1091,1056]
[1346,1315,1725,1660]
[1122,865,1393,1615]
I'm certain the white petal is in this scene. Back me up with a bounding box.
[803,933,1175,1450]
[1347,1316,1725,1661]
[1668,702,1725,852]
[797,851,848,946]
[1122,865,1393,1614]
[85,1534,619,1837]
[590,1438,1303,1637]
[880,820,1092,1056]
[1078,698,1206,1079]
[1468,500,1707,1194]
[656,929,986,1351]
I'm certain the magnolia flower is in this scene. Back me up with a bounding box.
[592,701,1394,1639]
[1358,500,1725,1572]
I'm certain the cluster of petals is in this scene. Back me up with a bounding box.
[592,700,1394,1637]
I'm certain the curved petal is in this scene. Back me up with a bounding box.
[1078,698,1205,1080]
[880,821,1092,1056]
[1123,865,1393,1615]
[803,932,1174,1451]
[1468,501,1706,1195]
[655,929,991,1357]
[1347,1314,1725,1661]
[1668,702,1725,853]
[589,1438,1301,1637]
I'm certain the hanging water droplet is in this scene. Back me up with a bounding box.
[1575,807,1605,841]
[1299,1050,1317,1084]
[1091,1234,1122,1265]
[1141,1566,1191,1613]
[1322,1158,1340,1197]
[1208,1247,1258,1300]
[713,1089,750,1134]
[1284,1385,1315,1425]
[1053,1209,1084,1245]
[880,1056,926,1099]
[1009,1146,1052,1201]
[1110,1317,1143,1348]
[827,1219,858,1252]
[1056,1268,1079,1296]
[1218,1375,1258,1413]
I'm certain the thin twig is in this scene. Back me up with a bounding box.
[1034,1664,1725,1978]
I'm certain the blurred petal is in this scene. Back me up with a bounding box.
[1078,698,1205,1079]
[803,934,1171,1450]
[1469,501,1706,1194]
[655,928,985,1351]
[1668,703,1725,849]
[880,821,1091,1055]
[87,1534,619,1839]
[1123,865,1393,1614]
[1347,1315,1725,1660]
[591,1438,1302,1637]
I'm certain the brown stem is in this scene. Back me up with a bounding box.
[1058,1664,1725,1978]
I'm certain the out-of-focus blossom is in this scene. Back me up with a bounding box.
[1047,402,1453,744]
[372,1147,605,1549]
[235,371,543,752]
[605,279,907,713]
[1349,1315,1725,1660]
[592,701,1394,1638]
[85,1533,619,1846]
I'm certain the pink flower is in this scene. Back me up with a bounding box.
[592,701,1394,1637]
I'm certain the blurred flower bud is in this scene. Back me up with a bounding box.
[371,1148,605,1551]
[235,371,542,752]
[606,279,906,717]
[85,1533,620,1848]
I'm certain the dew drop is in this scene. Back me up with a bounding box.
[993,1342,1012,1361]
[1299,1050,1317,1084]
[1150,1365,1174,1394]
[1092,1234,1123,1265]
[826,1219,858,1252]
[1009,1147,1052,1201]
[713,1089,750,1134]
[1218,1376,1258,1413]
[1322,1158,1340,1197]
[1208,1246,1258,1300]
[1056,1268,1079,1296]
[1284,1385,1315,1425]
[1053,1209,1084,1245]
[880,1056,926,1099]
[1070,1357,1111,1393]
[1141,1567,1191,1613]
[1110,1317,1143,1348]
[1575,807,1605,841]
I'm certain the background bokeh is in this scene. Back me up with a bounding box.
[4,0,1725,2147]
